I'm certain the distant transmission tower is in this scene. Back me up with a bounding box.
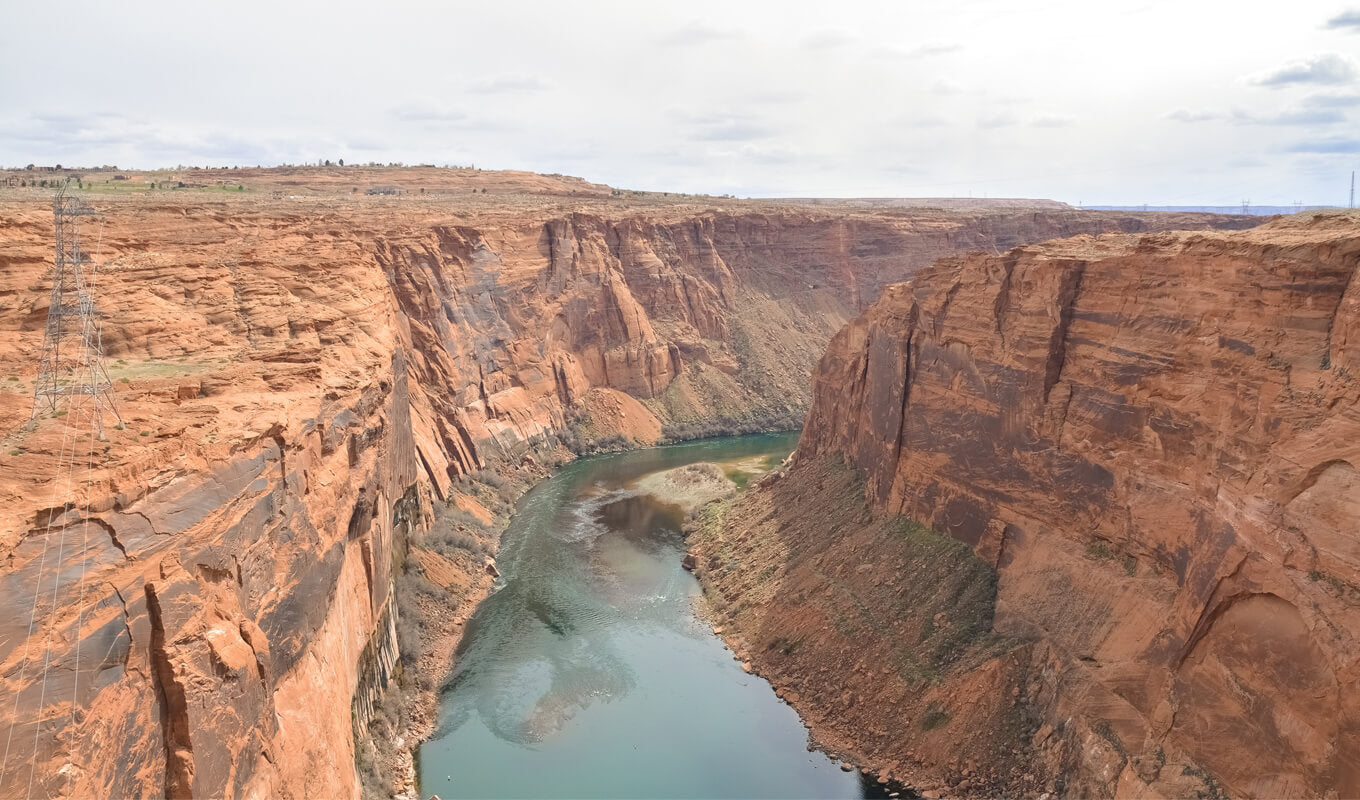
[30,182,121,437]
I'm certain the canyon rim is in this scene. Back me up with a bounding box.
[0,166,1282,798]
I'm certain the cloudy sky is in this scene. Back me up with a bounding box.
[2,0,1358,204]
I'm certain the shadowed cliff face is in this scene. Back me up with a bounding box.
[0,187,1258,799]
[784,213,1360,798]
[369,207,1261,485]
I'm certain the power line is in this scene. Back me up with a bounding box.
[30,182,122,438]
[3,183,119,799]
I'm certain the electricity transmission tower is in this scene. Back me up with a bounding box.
[30,182,121,437]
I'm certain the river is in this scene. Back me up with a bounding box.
[417,433,886,799]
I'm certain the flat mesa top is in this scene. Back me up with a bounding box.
[0,166,1277,234]
[0,165,1079,218]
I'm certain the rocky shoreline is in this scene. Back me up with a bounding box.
[691,215,1360,799]
[371,457,558,799]
[686,457,1043,799]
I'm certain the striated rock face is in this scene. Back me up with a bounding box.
[0,175,1259,798]
[371,205,1260,469]
[788,213,1360,797]
[0,349,422,799]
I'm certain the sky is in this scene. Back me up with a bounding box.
[1,0,1358,205]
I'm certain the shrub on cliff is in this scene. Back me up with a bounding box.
[659,411,804,444]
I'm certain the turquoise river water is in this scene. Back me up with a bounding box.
[417,433,889,799]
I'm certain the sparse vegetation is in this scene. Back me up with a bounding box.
[1181,764,1230,800]
[105,358,213,382]
[365,463,546,797]
[893,516,1005,675]
[425,507,496,560]
[355,688,412,797]
[660,411,803,443]
[1086,540,1115,560]
[555,412,634,456]
[1308,568,1359,598]
[1094,719,1129,770]
[694,457,1013,699]
[920,708,951,731]
[392,462,543,692]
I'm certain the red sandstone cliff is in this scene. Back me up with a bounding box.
[704,213,1360,798]
[0,172,1259,798]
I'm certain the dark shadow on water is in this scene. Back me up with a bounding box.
[595,494,685,554]
[525,595,576,637]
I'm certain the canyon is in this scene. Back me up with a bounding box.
[694,213,1360,798]
[0,166,1263,799]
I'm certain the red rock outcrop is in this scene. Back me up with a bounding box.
[749,213,1360,797]
[0,170,1260,798]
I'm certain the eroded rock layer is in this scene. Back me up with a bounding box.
[0,177,1256,798]
[743,213,1360,798]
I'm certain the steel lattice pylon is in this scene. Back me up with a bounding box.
[29,182,122,438]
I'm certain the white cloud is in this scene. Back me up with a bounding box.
[1231,107,1347,125]
[1166,109,1222,122]
[0,0,1354,204]
[1286,137,1360,153]
[673,111,773,142]
[1301,92,1360,107]
[1249,53,1359,88]
[467,75,549,95]
[656,22,740,46]
[735,142,806,165]
[879,42,963,58]
[800,30,858,50]
[978,112,1019,129]
[1324,9,1360,30]
[1030,113,1075,128]
[391,102,470,124]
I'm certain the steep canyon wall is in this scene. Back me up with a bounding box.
[717,214,1360,798]
[0,187,1256,798]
